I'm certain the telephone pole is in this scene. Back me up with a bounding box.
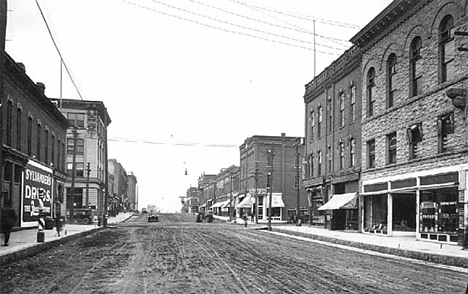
[0,0,7,210]
[69,126,78,221]
[253,162,261,224]
[85,162,91,208]
[295,138,301,221]
[267,148,275,231]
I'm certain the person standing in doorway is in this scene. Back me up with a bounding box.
[1,200,17,246]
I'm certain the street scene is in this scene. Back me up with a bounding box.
[1,213,467,294]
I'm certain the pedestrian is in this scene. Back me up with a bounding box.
[55,212,63,236]
[1,200,18,246]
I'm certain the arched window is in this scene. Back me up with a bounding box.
[349,138,355,167]
[410,37,423,97]
[439,15,455,83]
[349,85,356,121]
[310,111,315,140]
[367,67,376,117]
[318,106,323,137]
[317,150,322,176]
[387,53,397,108]
[339,92,345,127]
[339,142,345,170]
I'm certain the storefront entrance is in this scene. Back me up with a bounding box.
[392,193,416,234]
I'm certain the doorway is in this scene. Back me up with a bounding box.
[392,192,416,234]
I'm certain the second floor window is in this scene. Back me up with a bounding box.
[309,154,314,178]
[387,54,397,108]
[45,129,49,164]
[310,111,315,140]
[411,37,423,97]
[367,68,376,117]
[17,108,22,151]
[67,138,85,154]
[439,15,455,83]
[27,117,32,156]
[349,138,355,167]
[327,146,332,172]
[328,98,333,132]
[438,112,454,153]
[339,92,345,127]
[339,142,345,170]
[367,140,375,168]
[387,132,397,165]
[36,123,41,161]
[408,124,423,160]
[6,101,12,146]
[317,150,322,176]
[318,107,323,137]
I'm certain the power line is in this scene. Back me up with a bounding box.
[108,136,239,148]
[35,0,84,100]
[123,0,342,55]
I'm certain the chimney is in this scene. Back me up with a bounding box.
[281,133,286,137]
[16,62,26,72]
[36,82,46,94]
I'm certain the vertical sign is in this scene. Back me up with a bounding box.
[21,160,53,227]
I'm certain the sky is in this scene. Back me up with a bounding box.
[6,0,392,212]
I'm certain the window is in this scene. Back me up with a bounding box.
[349,138,355,167]
[328,97,333,132]
[266,150,274,167]
[367,140,375,168]
[51,134,55,167]
[327,146,332,172]
[350,85,356,121]
[36,122,41,160]
[408,124,423,160]
[439,15,455,83]
[339,92,345,127]
[67,113,85,128]
[310,111,315,140]
[309,154,314,177]
[387,132,397,165]
[410,37,423,97]
[45,129,49,164]
[67,162,84,177]
[27,116,32,155]
[317,150,322,176]
[387,54,397,108]
[438,112,454,153]
[266,172,271,188]
[6,100,12,146]
[367,68,376,117]
[57,139,61,170]
[294,175,299,189]
[67,138,85,154]
[339,142,345,170]
[318,106,323,137]
[16,108,22,151]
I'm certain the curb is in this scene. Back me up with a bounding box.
[0,227,104,266]
[273,228,468,269]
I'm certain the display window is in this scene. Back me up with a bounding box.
[419,188,458,234]
[364,194,388,233]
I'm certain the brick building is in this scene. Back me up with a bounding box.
[210,165,239,218]
[198,173,216,213]
[351,0,468,246]
[1,55,69,228]
[239,133,306,223]
[50,98,111,220]
[302,46,362,230]
[127,172,138,211]
[108,158,128,215]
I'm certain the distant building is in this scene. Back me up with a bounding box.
[50,98,111,218]
[198,173,216,213]
[239,133,306,223]
[108,158,128,215]
[127,172,138,211]
[211,165,239,218]
[1,54,69,228]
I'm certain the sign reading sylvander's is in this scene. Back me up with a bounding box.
[21,160,53,227]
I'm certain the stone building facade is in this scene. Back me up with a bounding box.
[351,0,468,246]
[1,54,69,228]
[302,46,362,230]
[127,172,138,211]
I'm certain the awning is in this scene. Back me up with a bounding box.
[199,203,206,208]
[263,193,285,208]
[220,199,232,208]
[236,195,256,208]
[210,201,225,208]
[318,193,358,210]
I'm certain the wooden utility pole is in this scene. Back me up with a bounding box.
[267,148,275,231]
[69,127,78,221]
[253,162,260,224]
[0,0,7,210]
[295,139,301,220]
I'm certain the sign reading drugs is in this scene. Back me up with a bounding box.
[22,161,53,227]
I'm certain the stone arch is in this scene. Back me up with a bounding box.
[429,1,463,37]
[380,43,403,71]
[403,25,430,55]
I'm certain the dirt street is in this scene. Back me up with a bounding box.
[0,213,466,294]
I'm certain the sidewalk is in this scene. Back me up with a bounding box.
[216,215,468,269]
[0,212,135,265]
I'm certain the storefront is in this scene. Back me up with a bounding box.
[318,193,358,230]
[361,167,464,245]
[257,193,284,222]
[307,187,326,226]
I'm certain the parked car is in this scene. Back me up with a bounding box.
[148,214,159,222]
[67,208,95,224]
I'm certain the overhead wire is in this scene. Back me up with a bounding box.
[34,0,84,100]
[108,136,239,148]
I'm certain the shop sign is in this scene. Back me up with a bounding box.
[21,161,53,227]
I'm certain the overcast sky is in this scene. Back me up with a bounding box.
[7,0,392,212]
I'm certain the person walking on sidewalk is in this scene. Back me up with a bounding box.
[1,200,17,246]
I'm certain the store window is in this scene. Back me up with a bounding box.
[364,194,388,233]
[420,188,457,234]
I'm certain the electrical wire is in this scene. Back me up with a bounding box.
[108,136,239,148]
[35,0,84,100]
